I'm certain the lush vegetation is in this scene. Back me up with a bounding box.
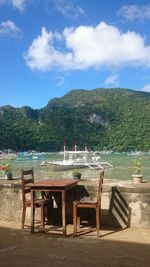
[0,88,150,152]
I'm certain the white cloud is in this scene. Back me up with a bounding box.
[117,4,150,22]
[140,84,150,92]
[24,21,150,72]
[51,0,84,19]
[105,75,118,86]
[0,0,27,11]
[0,20,21,38]
[23,27,72,71]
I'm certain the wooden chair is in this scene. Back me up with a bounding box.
[21,168,48,231]
[73,170,104,237]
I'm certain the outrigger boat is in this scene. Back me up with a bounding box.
[40,143,113,171]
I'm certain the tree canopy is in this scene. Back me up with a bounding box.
[0,88,150,152]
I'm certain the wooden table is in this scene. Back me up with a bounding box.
[30,179,77,236]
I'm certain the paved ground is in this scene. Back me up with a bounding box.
[0,219,150,267]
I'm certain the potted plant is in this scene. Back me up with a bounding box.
[72,169,81,180]
[0,162,13,180]
[132,158,143,183]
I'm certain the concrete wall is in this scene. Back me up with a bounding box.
[0,180,22,220]
[0,179,150,228]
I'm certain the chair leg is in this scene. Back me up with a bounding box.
[41,205,45,232]
[96,206,100,237]
[21,206,26,229]
[73,203,77,237]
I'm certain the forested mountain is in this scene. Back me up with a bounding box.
[0,88,150,152]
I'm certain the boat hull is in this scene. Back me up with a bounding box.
[47,162,103,171]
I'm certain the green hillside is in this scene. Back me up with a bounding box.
[0,88,150,152]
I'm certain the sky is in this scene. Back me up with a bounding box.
[1,0,150,109]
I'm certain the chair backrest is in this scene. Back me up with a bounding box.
[96,170,104,205]
[21,168,34,206]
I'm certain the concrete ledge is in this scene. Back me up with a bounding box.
[0,179,150,228]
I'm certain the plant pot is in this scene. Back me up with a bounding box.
[73,173,81,180]
[132,174,143,184]
[5,173,13,180]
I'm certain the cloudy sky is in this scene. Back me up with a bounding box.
[1,0,150,108]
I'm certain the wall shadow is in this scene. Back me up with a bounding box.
[45,185,132,230]
[109,186,132,228]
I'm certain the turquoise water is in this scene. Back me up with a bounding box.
[2,152,149,181]
[102,153,150,181]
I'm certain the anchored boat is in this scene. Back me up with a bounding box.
[41,144,113,171]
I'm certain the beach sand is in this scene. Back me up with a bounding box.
[0,219,150,267]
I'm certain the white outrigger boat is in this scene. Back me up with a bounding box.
[40,143,113,171]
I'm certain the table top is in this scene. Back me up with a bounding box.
[30,179,77,191]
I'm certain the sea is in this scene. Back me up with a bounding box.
[2,151,150,181]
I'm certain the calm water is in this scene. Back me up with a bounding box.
[3,152,150,181]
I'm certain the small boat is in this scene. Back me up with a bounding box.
[127,151,144,156]
[43,143,113,171]
[16,152,42,161]
[40,161,48,166]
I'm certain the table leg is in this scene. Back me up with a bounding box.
[73,186,77,201]
[31,189,35,233]
[62,190,66,236]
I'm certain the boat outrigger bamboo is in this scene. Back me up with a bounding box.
[40,143,113,171]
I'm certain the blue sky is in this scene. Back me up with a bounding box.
[1,0,150,109]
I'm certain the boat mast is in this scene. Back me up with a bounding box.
[84,144,88,160]
[64,141,66,162]
[74,140,77,159]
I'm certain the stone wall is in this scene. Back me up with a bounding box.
[0,179,150,228]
